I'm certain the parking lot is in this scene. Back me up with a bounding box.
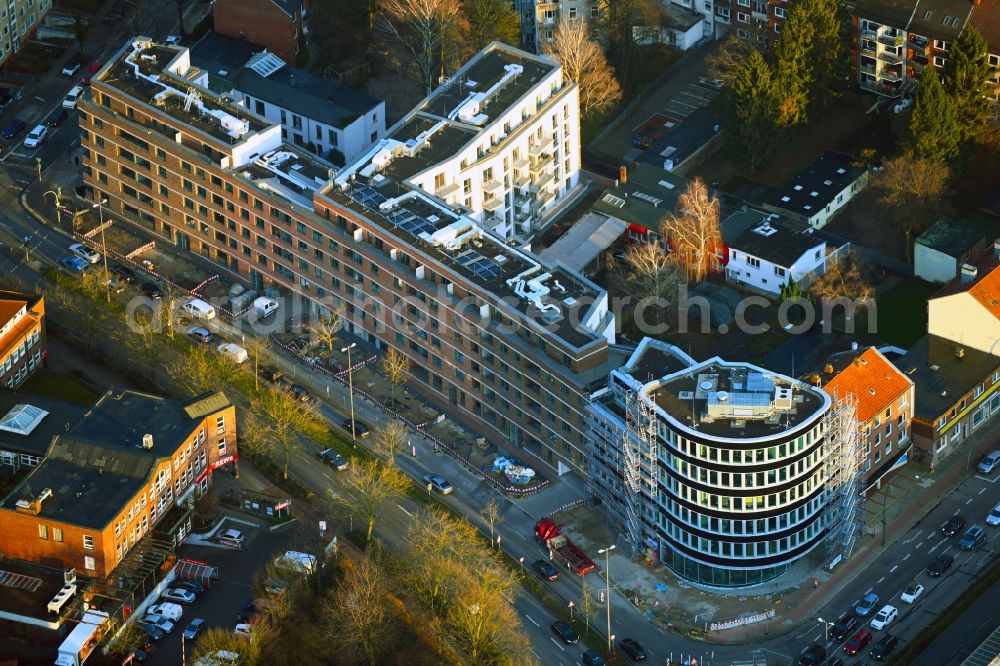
[662,78,721,120]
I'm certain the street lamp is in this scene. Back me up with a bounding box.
[91,199,110,302]
[341,343,357,447]
[598,544,616,654]
[43,187,63,230]
[880,482,895,547]
[817,617,834,642]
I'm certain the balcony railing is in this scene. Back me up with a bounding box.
[878,66,903,82]
[860,79,904,98]
[878,33,903,47]
[878,50,903,64]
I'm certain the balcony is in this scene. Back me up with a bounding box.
[860,44,877,57]
[483,178,503,193]
[435,182,459,198]
[878,66,903,82]
[878,33,903,47]
[878,50,902,64]
[483,197,503,212]
[860,78,904,98]
[859,63,876,76]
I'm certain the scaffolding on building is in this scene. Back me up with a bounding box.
[824,390,866,561]
[622,389,657,547]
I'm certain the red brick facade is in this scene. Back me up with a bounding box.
[212,0,305,64]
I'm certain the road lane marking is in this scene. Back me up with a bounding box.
[928,538,947,554]
[397,504,413,518]
[865,587,874,595]
[980,488,987,495]
[550,638,565,651]
[902,553,911,561]
[877,576,885,584]
[889,565,898,573]
[916,542,924,550]
[814,633,822,642]
[524,614,540,627]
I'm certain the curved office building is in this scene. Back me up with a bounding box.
[645,358,832,587]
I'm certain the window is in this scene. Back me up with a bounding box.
[934,56,946,67]
[737,11,749,22]
[83,534,95,550]
[54,527,63,542]
[774,266,786,277]
[774,6,786,17]
[38,524,47,539]
[747,256,761,269]
[84,556,96,571]
[216,415,226,433]
[218,437,227,454]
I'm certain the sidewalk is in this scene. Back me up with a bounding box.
[715,423,1000,645]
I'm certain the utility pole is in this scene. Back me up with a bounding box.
[341,342,357,447]
[599,544,615,655]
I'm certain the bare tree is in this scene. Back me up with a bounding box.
[306,310,342,353]
[377,0,460,95]
[661,178,722,283]
[620,241,685,325]
[444,564,531,666]
[462,0,521,53]
[167,345,235,395]
[249,387,320,479]
[345,458,410,543]
[807,250,874,304]
[870,156,952,257]
[479,497,503,548]
[546,18,623,119]
[579,579,595,635]
[193,625,270,666]
[321,555,394,665]
[706,33,759,86]
[381,347,409,407]
[124,309,167,384]
[373,419,408,463]
[405,508,482,615]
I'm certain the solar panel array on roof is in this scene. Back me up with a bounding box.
[455,250,503,279]
[348,184,438,235]
[347,184,387,207]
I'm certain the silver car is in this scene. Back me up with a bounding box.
[979,450,1000,475]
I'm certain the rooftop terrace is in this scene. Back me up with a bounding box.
[98,38,271,145]
[649,359,829,440]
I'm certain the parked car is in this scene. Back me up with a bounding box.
[69,242,100,264]
[217,342,249,364]
[422,473,453,494]
[871,634,899,661]
[318,448,349,470]
[831,612,859,641]
[532,559,559,581]
[23,124,47,148]
[619,638,648,662]
[855,592,880,617]
[290,384,310,401]
[139,614,175,634]
[111,264,136,283]
[870,605,898,631]
[979,450,1000,475]
[218,528,244,547]
[941,514,967,537]
[927,552,954,577]
[234,622,252,635]
[987,502,1000,527]
[182,618,205,640]
[259,366,284,383]
[341,418,370,438]
[138,623,164,642]
[187,326,214,345]
[900,582,924,604]
[581,650,607,666]
[61,60,81,76]
[63,85,84,109]
[959,525,986,550]
[844,628,873,656]
[44,109,68,127]
[82,61,103,85]
[178,580,206,594]
[551,621,579,645]
[147,603,183,621]
[140,281,163,300]
[798,644,826,665]
[59,256,90,274]
[163,588,197,605]
[2,118,25,139]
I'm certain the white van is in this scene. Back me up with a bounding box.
[182,298,216,320]
[147,602,183,621]
[252,296,278,317]
[276,550,316,575]
[217,528,244,548]
[63,85,84,109]
[217,342,248,364]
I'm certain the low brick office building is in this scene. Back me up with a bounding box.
[212,0,309,65]
[0,290,46,389]
[80,39,621,477]
[0,390,236,578]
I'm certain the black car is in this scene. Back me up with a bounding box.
[178,580,206,594]
[620,638,647,661]
[532,559,559,581]
[138,623,164,642]
[259,366,284,383]
[927,552,954,577]
[831,612,859,641]
[111,264,136,283]
[44,109,68,127]
[290,384,311,401]
[341,418,371,438]
[318,448,349,470]
[2,118,25,139]
[872,635,898,661]
[582,650,607,666]
[941,514,967,537]
[140,281,163,300]
[551,621,579,645]
[798,644,826,666]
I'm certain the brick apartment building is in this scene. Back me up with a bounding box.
[0,0,51,68]
[212,0,310,65]
[0,390,236,577]
[811,346,915,491]
[80,38,621,476]
[0,290,46,389]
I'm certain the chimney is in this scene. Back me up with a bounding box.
[824,363,834,374]
[960,263,978,283]
[619,165,628,184]
[142,434,154,450]
[955,347,965,358]
[16,488,53,515]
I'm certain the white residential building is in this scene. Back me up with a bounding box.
[764,151,869,230]
[724,212,826,295]
[344,40,582,245]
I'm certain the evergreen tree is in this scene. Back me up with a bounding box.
[943,25,991,141]
[773,0,814,126]
[807,0,849,112]
[908,72,962,161]
[725,51,781,171]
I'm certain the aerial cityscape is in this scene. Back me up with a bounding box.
[0,0,997,664]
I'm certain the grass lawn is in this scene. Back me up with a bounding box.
[875,278,937,348]
[22,370,98,404]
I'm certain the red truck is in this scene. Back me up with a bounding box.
[534,517,596,575]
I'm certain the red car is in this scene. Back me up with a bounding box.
[844,628,873,656]
[82,62,103,85]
